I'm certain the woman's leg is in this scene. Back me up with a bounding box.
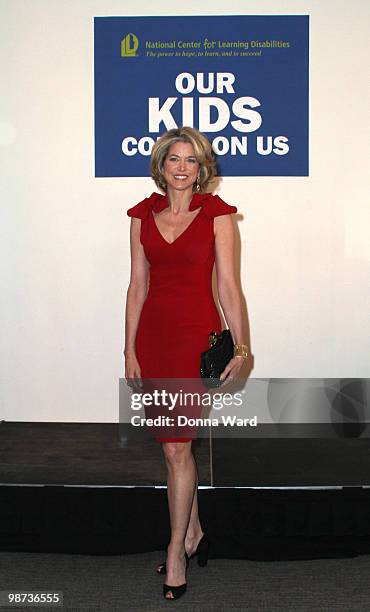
[184,471,205,555]
[161,441,197,598]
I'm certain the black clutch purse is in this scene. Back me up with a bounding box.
[200,329,234,388]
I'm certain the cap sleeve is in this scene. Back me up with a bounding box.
[202,194,237,218]
[126,196,152,219]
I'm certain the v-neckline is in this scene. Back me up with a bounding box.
[151,207,202,246]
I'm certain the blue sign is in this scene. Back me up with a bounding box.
[94,15,309,177]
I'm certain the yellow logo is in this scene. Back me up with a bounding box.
[121,33,139,57]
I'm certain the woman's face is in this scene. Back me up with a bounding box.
[162,142,200,193]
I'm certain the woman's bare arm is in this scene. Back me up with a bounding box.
[214,215,247,346]
[214,214,247,384]
[124,218,149,359]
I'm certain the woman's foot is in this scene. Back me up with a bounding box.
[156,530,205,574]
[185,529,205,558]
[163,546,188,600]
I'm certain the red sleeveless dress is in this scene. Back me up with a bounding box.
[127,191,237,442]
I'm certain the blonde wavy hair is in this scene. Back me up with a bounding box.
[150,127,217,193]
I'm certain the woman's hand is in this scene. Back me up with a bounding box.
[219,356,245,387]
[124,352,143,390]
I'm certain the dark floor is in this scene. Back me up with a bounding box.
[1,550,370,611]
[1,422,370,487]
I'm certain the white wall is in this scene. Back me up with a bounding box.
[0,0,369,422]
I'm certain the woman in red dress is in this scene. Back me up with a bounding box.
[124,127,248,600]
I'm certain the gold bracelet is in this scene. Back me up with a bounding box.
[233,344,248,358]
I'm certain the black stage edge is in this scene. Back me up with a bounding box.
[1,422,370,560]
[1,486,370,560]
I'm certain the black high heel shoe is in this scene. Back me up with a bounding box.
[157,534,210,575]
[163,552,189,601]
[192,533,210,566]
